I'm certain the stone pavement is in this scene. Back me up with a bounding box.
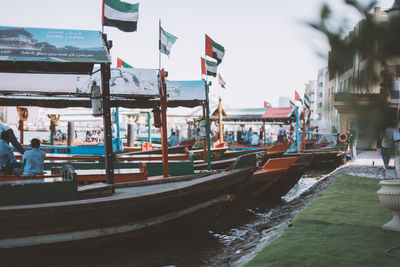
[348,150,397,179]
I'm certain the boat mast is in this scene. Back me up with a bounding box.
[160,69,170,177]
[205,81,212,171]
[295,106,301,152]
[302,106,306,151]
[101,61,115,185]
[218,96,223,144]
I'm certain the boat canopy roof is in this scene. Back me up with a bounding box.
[210,108,268,122]
[261,107,295,123]
[0,26,206,109]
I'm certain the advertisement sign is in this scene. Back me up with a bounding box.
[0,66,203,99]
[0,26,110,63]
[76,68,159,96]
[166,80,206,101]
[0,72,77,93]
[0,68,159,95]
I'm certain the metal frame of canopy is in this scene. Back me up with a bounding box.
[204,105,299,149]
[0,27,124,185]
[0,26,213,181]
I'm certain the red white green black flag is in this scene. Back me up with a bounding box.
[205,34,225,65]
[117,57,133,68]
[103,0,139,32]
[159,24,178,56]
[201,57,217,77]
[218,73,226,88]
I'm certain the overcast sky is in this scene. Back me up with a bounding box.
[0,0,395,108]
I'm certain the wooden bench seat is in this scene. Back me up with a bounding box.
[15,151,191,163]
[0,164,148,186]
[74,165,148,185]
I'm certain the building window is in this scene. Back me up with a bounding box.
[396,65,400,77]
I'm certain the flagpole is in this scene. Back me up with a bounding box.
[159,19,161,70]
[204,34,212,171]
[101,0,105,34]
[295,106,301,152]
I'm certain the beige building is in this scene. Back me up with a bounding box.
[330,5,399,149]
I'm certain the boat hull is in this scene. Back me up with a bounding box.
[0,168,253,249]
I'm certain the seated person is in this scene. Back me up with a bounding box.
[22,138,45,175]
[250,132,260,146]
[337,142,352,165]
[226,132,233,143]
[168,132,179,147]
[0,122,25,154]
[0,131,22,175]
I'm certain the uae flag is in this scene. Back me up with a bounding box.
[117,57,133,68]
[103,0,139,32]
[295,90,303,104]
[201,57,217,77]
[159,23,178,56]
[205,34,225,65]
[218,73,226,88]
[304,94,311,109]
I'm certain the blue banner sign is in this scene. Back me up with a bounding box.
[0,26,110,63]
[166,80,206,101]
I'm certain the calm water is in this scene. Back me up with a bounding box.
[2,170,331,267]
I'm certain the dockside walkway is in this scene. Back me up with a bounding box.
[243,150,400,266]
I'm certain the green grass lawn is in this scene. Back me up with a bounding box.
[246,175,400,267]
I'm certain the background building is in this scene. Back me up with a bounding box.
[330,6,397,149]
[278,97,290,107]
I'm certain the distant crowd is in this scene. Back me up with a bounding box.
[86,129,104,143]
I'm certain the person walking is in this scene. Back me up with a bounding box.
[381,124,394,169]
[394,120,400,178]
[245,127,253,144]
[277,125,286,142]
[349,121,359,161]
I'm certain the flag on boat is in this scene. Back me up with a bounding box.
[103,0,139,32]
[117,57,133,68]
[218,73,226,88]
[205,34,225,65]
[295,90,303,104]
[159,24,178,56]
[201,57,217,77]
[304,93,311,109]
[290,100,296,108]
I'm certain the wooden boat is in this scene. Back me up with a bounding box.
[15,149,191,162]
[193,142,291,170]
[228,143,269,151]
[260,154,314,200]
[20,138,122,156]
[287,148,341,170]
[190,147,228,160]
[123,143,194,154]
[0,156,255,249]
[237,156,298,203]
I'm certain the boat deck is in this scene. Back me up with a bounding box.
[0,170,234,210]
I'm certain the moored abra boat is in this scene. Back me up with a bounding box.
[0,157,254,249]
